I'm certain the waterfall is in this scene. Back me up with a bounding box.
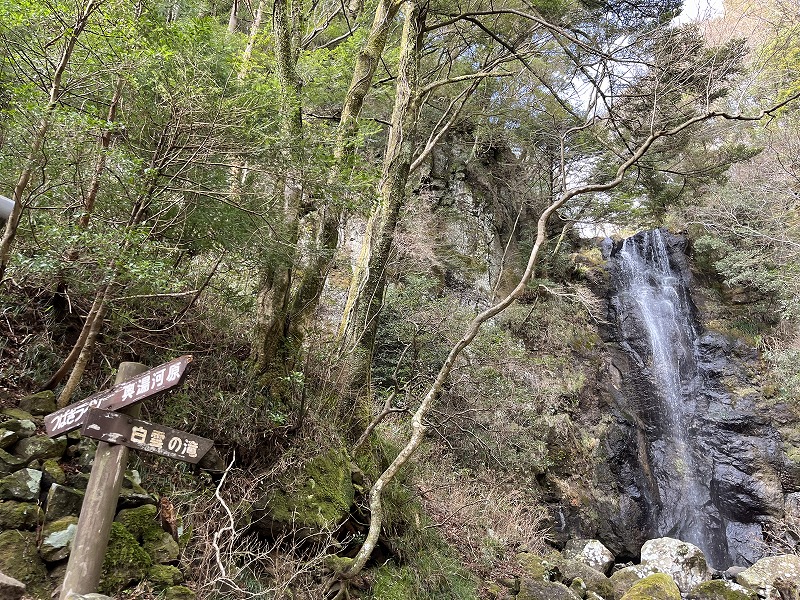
[609,229,730,568]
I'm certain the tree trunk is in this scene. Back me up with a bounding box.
[250,0,304,374]
[227,0,239,33]
[287,0,402,342]
[339,0,425,363]
[78,77,124,229]
[0,0,102,280]
[56,286,110,407]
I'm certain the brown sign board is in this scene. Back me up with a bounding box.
[81,409,213,464]
[45,355,192,437]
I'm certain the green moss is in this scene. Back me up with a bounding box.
[265,448,354,530]
[41,459,66,484]
[324,555,354,574]
[0,500,42,529]
[163,585,196,600]
[115,503,161,541]
[99,522,152,594]
[115,503,179,563]
[620,573,680,600]
[0,530,49,598]
[148,564,185,589]
[370,564,417,600]
[689,580,757,599]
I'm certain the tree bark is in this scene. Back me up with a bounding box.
[78,77,124,229]
[338,0,426,363]
[250,0,305,374]
[56,286,110,407]
[287,0,402,342]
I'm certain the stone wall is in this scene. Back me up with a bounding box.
[0,393,193,599]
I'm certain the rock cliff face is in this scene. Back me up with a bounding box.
[601,229,787,568]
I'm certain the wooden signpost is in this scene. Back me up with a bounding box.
[48,357,213,600]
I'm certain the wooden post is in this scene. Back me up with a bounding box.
[59,362,147,600]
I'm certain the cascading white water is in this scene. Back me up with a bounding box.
[612,229,728,566]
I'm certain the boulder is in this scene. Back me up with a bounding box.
[41,459,65,486]
[115,504,178,563]
[39,516,79,562]
[64,595,113,600]
[98,522,151,594]
[563,539,615,574]
[251,448,355,538]
[116,482,156,509]
[735,554,800,598]
[18,392,56,416]
[639,537,712,593]
[620,573,681,600]
[0,450,25,476]
[517,578,581,600]
[557,558,614,599]
[0,469,42,501]
[688,579,757,599]
[0,571,26,600]
[162,586,195,600]
[14,436,67,463]
[45,484,84,521]
[0,429,19,450]
[0,531,48,599]
[1,409,34,423]
[609,564,658,600]
[147,565,185,590]
[0,501,42,530]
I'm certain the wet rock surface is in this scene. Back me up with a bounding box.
[601,230,788,569]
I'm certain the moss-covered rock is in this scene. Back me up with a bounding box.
[517,578,582,600]
[688,579,757,599]
[620,573,681,600]
[162,585,196,600]
[0,449,25,475]
[15,435,67,463]
[0,530,49,599]
[516,551,562,581]
[115,504,159,538]
[0,428,19,449]
[40,516,79,562]
[254,448,355,535]
[557,557,613,598]
[1,409,34,422]
[41,458,65,485]
[147,564,184,589]
[609,564,657,599]
[0,500,42,529]
[98,522,152,594]
[115,504,179,563]
[45,484,84,521]
[735,554,800,598]
[18,391,56,416]
[0,468,42,501]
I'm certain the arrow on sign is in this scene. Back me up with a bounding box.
[44,355,192,437]
[81,409,214,464]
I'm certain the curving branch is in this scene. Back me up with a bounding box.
[339,90,800,580]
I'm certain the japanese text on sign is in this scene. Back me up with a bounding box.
[44,356,192,437]
[81,408,213,465]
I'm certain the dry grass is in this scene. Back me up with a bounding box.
[415,451,549,582]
